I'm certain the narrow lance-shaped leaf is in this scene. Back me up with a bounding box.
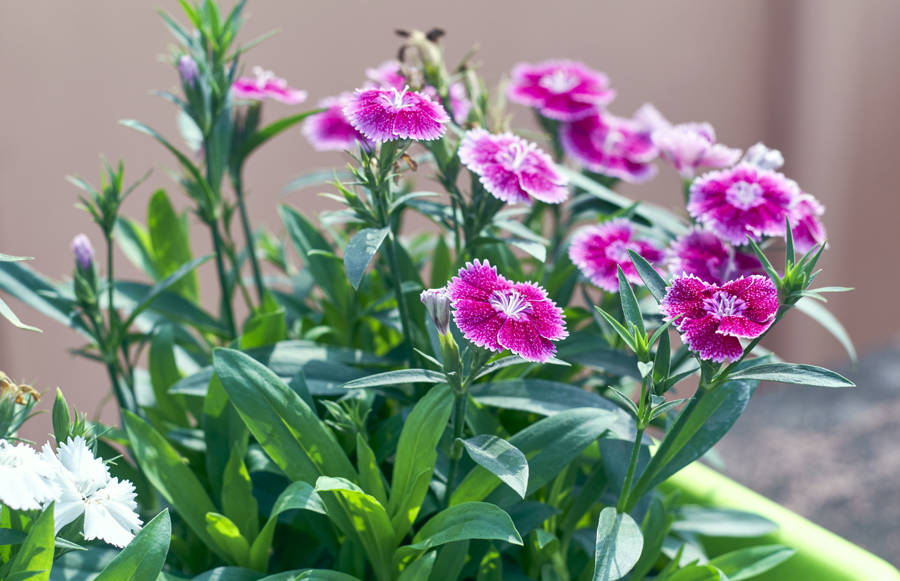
[628,250,668,303]
[122,254,212,330]
[617,266,645,338]
[94,510,171,581]
[728,362,854,388]
[344,227,390,290]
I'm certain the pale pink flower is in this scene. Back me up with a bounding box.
[344,87,449,142]
[232,66,307,104]
[508,60,615,121]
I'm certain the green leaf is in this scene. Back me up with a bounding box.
[666,564,725,581]
[0,260,89,336]
[205,513,250,566]
[476,546,502,581]
[708,544,795,580]
[315,477,395,581]
[7,503,55,581]
[672,506,778,538]
[594,306,637,352]
[148,189,199,301]
[280,205,349,310]
[617,266,645,338]
[213,348,356,482]
[356,433,388,505]
[409,502,522,550]
[0,296,41,332]
[222,445,259,540]
[148,324,189,426]
[628,379,756,505]
[115,217,160,280]
[343,369,445,390]
[240,308,287,350]
[123,412,226,561]
[452,408,626,505]
[729,363,854,388]
[461,435,529,499]
[628,250,668,303]
[291,571,363,581]
[397,552,436,581]
[430,237,452,289]
[630,496,672,580]
[94,510,171,581]
[121,254,212,330]
[249,481,326,572]
[0,253,31,262]
[344,227,390,290]
[115,281,227,335]
[387,384,453,544]
[592,507,643,581]
[794,298,857,362]
[241,110,323,158]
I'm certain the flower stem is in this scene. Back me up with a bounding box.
[616,426,645,513]
[233,173,266,305]
[209,221,237,338]
[445,389,469,506]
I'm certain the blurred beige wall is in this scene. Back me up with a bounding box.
[1,1,898,435]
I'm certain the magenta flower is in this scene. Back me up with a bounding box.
[344,87,449,143]
[508,60,615,121]
[687,164,801,245]
[652,122,741,178]
[568,219,664,292]
[458,129,568,205]
[302,93,373,152]
[365,60,406,91]
[662,274,778,363]
[789,193,827,253]
[422,82,471,124]
[71,234,94,270]
[448,260,567,362]
[667,228,762,285]
[559,111,658,183]
[232,67,307,105]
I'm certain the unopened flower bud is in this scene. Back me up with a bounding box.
[742,142,784,171]
[178,54,199,85]
[420,287,451,335]
[71,234,94,270]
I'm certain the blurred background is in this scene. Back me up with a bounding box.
[1,0,898,566]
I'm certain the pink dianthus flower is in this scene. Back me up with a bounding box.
[422,82,471,125]
[458,129,568,204]
[232,66,307,104]
[344,87,449,143]
[652,122,741,178]
[448,260,567,362]
[365,60,406,91]
[687,164,800,245]
[302,93,373,152]
[559,110,658,183]
[667,228,762,285]
[508,60,615,121]
[568,219,664,292]
[789,193,827,253]
[662,274,778,363]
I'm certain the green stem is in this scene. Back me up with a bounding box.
[233,173,266,305]
[445,390,468,506]
[208,221,237,338]
[384,235,415,364]
[616,427,645,513]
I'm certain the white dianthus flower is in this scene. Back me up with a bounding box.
[0,439,58,510]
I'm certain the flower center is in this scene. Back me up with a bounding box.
[725,181,765,210]
[497,141,535,172]
[379,86,410,110]
[539,70,580,94]
[702,291,747,319]
[489,289,533,320]
[604,239,638,263]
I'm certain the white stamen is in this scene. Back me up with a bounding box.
[497,141,536,172]
[702,291,746,319]
[539,69,580,94]
[489,289,533,320]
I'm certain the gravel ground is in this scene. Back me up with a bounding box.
[715,343,900,567]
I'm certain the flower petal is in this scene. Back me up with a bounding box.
[452,299,505,352]
[497,318,557,362]
[447,259,511,302]
[680,315,744,363]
